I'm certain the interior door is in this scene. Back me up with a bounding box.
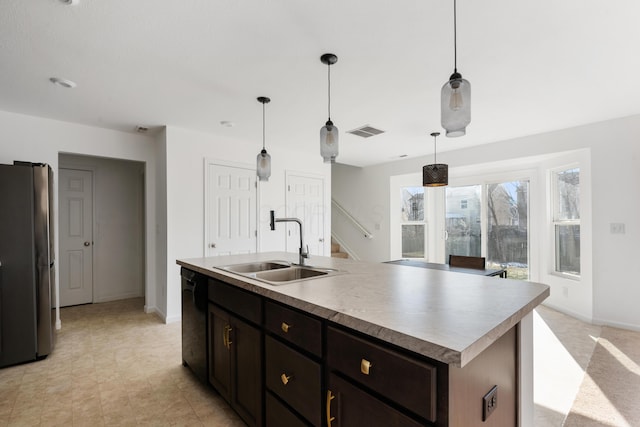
[59,168,93,307]
[286,173,325,256]
[206,163,257,256]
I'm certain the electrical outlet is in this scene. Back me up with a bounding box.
[482,385,498,422]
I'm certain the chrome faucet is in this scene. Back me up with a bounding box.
[270,210,309,266]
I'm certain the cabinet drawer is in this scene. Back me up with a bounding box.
[265,336,322,426]
[327,326,437,423]
[265,392,309,427]
[327,373,425,427]
[265,301,322,357]
[208,279,261,325]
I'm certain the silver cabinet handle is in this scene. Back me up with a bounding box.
[209,243,216,248]
[84,242,91,247]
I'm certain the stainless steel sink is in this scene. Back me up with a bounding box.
[254,266,329,282]
[215,261,341,285]
[219,261,290,274]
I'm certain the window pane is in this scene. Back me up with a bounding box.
[445,185,481,259]
[555,168,580,220]
[555,225,580,274]
[402,224,425,258]
[401,187,424,221]
[487,180,529,279]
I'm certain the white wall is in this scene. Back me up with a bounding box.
[333,115,640,330]
[162,125,331,322]
[0,110,159,325]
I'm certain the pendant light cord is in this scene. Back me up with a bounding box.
[453,0,457,73]
[327,62,332,120]
[433,134,438,163]
[262,102,266,150]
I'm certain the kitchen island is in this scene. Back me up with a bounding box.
[178,252,549,427]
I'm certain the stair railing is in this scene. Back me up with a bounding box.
[331,199,374,239]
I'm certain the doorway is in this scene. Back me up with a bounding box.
[58,154,145,307]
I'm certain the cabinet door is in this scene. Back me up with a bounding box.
[208,304,231,401]
[327,374,425,427]
[230,314,263,427]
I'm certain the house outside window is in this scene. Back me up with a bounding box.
[401,186,425,258]
[552,167,580,277]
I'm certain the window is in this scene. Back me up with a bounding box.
[401,186,425,258]
[487,180,529,279]
[552,167,580,276]
[445,185,481,260]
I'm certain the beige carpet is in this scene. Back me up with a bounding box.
[564,326,640,427]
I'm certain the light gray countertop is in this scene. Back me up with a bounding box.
[177,252,549,368]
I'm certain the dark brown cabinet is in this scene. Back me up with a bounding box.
[327,373,425,427]
[208,279,263,427]
[327,326,437,423]
[265,336,322,426]
[197,274,517,427]
[264,301,323,426]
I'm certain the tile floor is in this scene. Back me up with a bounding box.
[0,298,244,426]
[0,298,612,427]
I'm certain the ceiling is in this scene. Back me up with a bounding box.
[2,0,639,167]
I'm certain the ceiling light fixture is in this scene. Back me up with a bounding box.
[423,132,448,187]
[49,77,76,88]
[320,53,339,164]
[441,0,470,137]
[256,96,272,182]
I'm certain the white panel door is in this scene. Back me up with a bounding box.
[286,173,325,256]
[207,163,257,256]
[59,169,93,307]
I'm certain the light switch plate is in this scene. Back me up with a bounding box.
[610,223,626,234]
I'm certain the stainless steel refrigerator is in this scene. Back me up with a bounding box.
[0,161,56,368]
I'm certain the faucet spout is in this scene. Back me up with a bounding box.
[269,210,309,265]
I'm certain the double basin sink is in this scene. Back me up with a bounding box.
[216,260,341,285]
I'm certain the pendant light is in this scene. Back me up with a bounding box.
[320,53,339,164]
[441,0,470,137]
[256,96,271,182]
[423,132,448,187]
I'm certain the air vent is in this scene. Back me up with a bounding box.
[347,125,385,138]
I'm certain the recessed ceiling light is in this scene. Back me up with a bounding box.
[49,77,77,88]
[220,121,235,128]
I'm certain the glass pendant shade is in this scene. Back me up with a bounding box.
[423,163,448,187]
[441,73,471,137]
[320,120,339,164]
[257,149,271,181]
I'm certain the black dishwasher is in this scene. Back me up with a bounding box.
[181,268,208,383]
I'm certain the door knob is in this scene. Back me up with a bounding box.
[209,243,216,248]
[84,241,91,247]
